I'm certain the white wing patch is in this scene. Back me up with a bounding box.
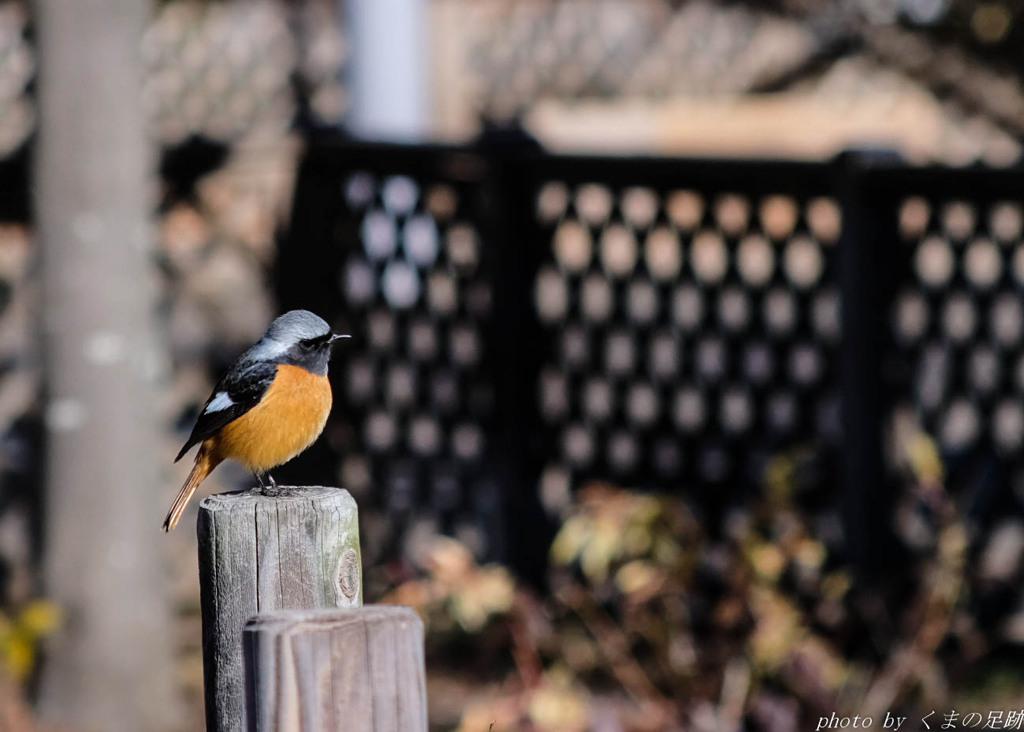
[249,338,289,361]
[205,391,234,414]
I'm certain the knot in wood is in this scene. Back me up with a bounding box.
[337,547,360,603]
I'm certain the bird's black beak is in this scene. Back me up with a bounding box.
[329,333,351,344]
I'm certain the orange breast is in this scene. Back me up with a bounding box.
[211,364,333,473]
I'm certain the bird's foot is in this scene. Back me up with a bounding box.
[254,472,282,496]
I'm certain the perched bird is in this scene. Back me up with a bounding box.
[162,310,349,531]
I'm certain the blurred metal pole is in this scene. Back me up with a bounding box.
[34,0,179,730]
[343,0,431,141]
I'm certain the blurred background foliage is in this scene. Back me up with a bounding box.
[0,601,59,682]
[378,428,1024,730]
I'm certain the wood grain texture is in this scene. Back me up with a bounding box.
[244,607,427,732]
[199,486,361,732]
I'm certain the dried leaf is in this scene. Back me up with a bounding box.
[906,431,944,486]
[579,519,621,583]
[615,560,664,596]
[428,537,476,584]
[551,516,591,566]
[748,588,804,671]
[1,634,33,681]
[452,565,516,632]
[527,671,589,732]
[17,601,61,636]
[794,538,826,571]
[749,543,786,583]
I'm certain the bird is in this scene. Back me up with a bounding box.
[162,310,349,531]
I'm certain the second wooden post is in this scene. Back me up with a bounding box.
[198,486,361,732]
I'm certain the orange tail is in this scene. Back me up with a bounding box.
[162,445,222,532]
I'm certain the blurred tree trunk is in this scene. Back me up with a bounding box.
[33,0,179,730]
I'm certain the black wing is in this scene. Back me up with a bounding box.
[174,359,278,462]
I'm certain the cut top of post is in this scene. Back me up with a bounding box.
[199,486,362,609]
[200,485,357,513]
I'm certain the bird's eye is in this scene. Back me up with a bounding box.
[299,339,315,350]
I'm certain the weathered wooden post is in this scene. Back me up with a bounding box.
[244,607,428,732]
[199,486,361,732]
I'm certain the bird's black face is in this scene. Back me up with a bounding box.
[283,332,348,375]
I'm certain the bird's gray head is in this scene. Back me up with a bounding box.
[264,310,331,344]
[252,310,349,374]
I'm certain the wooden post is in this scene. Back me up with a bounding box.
[199,486,362,732]
[244,607,428,732]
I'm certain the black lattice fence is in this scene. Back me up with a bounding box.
[278,138,1024,581]
[521,158,843,510]
[870,167,1024,522]
[279,144,515,565]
